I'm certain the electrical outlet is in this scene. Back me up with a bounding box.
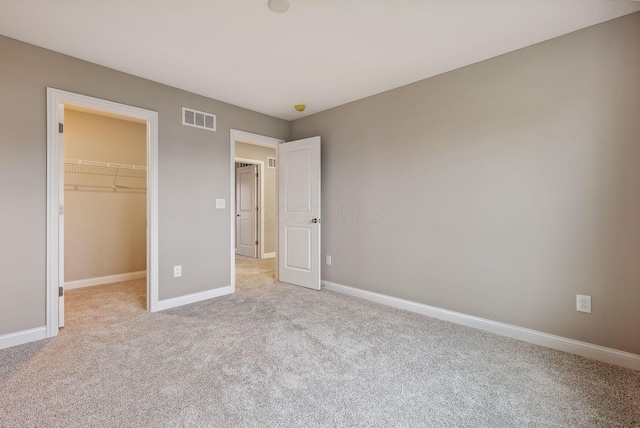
[173,265,182,278]
[325,255,332,265]
[576,294,591,313]
[215,199,225,209]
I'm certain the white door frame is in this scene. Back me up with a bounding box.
[235,157,264,258]
[46,88,160,338]
[230,129,284,294]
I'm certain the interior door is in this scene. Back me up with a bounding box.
[58,103,65,327]
[236,164,258,258]
[278,136,321,290]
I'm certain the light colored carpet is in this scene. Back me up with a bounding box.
[1,256,639,427]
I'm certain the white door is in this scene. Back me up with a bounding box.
[58,103,65,327]
[236,164,258,258]
[278,136,321,290]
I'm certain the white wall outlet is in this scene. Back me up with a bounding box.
[325,255,332,265]
[173,265,182,278]
[576,294,591,313]
[216,198,225,209]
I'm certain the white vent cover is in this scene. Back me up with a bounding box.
[182,107,216,131]
[267,157,276,169]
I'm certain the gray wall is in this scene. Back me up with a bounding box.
[0,35,289,335]
[235,142,277,255]
[291,13,640,354]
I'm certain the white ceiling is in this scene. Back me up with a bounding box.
[1,1,639,120]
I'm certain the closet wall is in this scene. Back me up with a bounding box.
[64,109,147,283]
[235,142,277,255]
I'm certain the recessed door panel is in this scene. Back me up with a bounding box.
[285,226,311,271]
[285,148,311,213]
[239,219,254,246]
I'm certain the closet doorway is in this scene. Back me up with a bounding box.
[63,106,148,317]
[230,130,283,292]
[46,88,159,337]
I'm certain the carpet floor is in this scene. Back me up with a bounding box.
[1,256,639,427]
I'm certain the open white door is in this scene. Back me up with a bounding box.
[58,103,65,327]
[236,164,258,258]
[278,136,321,290]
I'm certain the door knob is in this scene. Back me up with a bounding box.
[311,218,321,224]
[237,214,241,217]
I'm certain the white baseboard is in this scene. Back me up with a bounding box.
[262,252,276,259]
[65,271,147,290]
[157,286,232,311]
[0,326,47,350]
[322,280,640,371]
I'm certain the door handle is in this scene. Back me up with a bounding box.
[237,214,241,217]
[311,218,321,224]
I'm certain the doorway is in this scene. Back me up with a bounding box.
[229,130,322,293]
[235,150,278,260]
[63,106,148,322]
[46,88,159,338]
[230,130,282,291]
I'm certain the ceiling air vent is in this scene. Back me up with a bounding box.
[182,107,216,131]
[268,157,276,169]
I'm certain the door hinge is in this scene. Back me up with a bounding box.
[255,173,259,178]
[59,205,64,215]
[59,286,64,297]
[256,206,259,211]
[58,123,64,133]
[255,240,259,245]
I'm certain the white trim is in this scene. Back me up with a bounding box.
[230,130,284,293]
[0,327,47,350]
[65,271,147,290]
[156,286,232,311]
[263,252,276,259]
[233,130,283,148]
[235,157,265,259]
[47,88,160,340]
[322,280,640,371]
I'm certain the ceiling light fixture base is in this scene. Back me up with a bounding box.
[268,0,290,14]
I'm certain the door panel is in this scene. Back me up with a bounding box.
[284,148,311,212]
[239,219,254,246]
[285,226,311,271]
[236,164,257,258]
[278,137,321,290]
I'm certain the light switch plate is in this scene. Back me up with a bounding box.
[216,198,225,209]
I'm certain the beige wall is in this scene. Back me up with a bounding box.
[235,142,277,255]
[291,13,640,355]
[64,109,147,282]
[0,35,289,336]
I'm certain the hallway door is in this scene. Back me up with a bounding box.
[236,164,258,258]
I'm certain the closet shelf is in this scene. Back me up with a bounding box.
[64,159,147,191]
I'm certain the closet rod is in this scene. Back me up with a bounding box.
[64,159,147,171]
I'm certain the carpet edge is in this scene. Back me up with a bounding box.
[322,280,640,371]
